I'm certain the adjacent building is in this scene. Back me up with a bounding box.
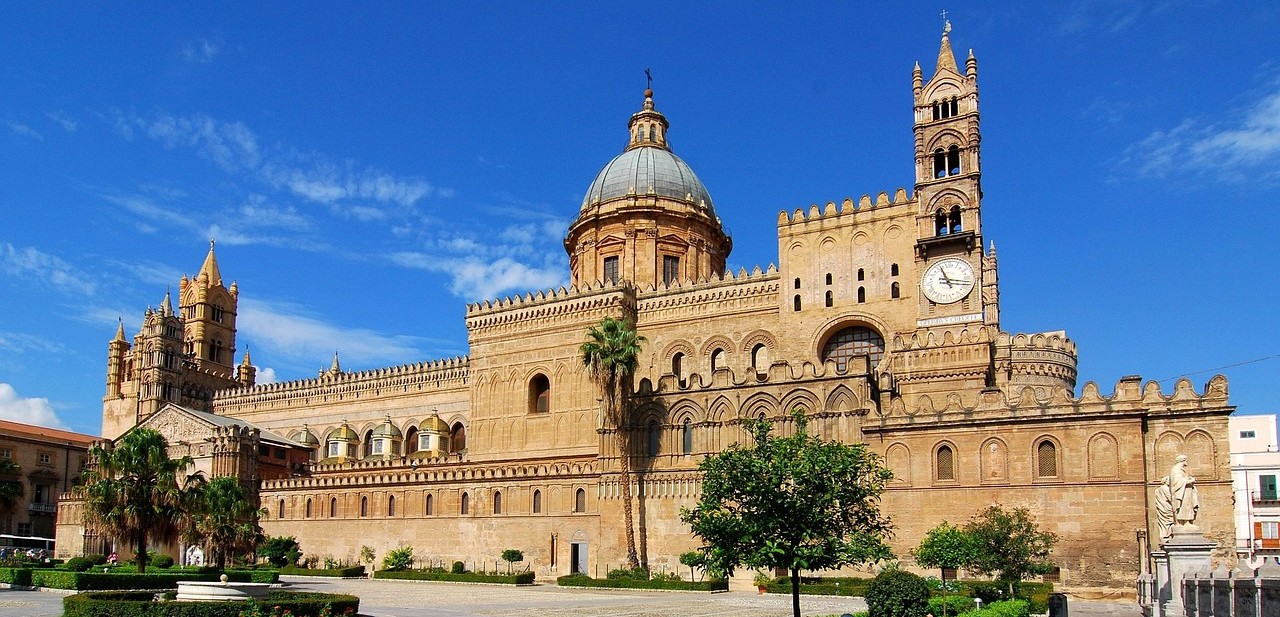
[0,419,95,546]
[1229,414,1280,565]
[59,26,1236,592]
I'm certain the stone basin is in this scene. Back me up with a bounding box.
[176,577,271,602]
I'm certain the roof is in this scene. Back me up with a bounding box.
[160,404,306,449]
[580,146,716,217]
[0,419,98,446]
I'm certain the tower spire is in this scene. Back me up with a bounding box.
[113,318,126,342]
[198,238,223,286]
[160,288,174,317]
[934,20,959,76]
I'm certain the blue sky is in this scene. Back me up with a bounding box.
[2,3,1277,436]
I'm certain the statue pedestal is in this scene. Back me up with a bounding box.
[1155,527,1215,617]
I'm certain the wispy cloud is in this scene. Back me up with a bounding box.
[181,38,220,64]
[6,121,43,141]
[46,111,78,132]
[237,298,430,370]
[1121,85,1280,183]
[0,243,97,295]
[261,159,434,209]
[0,332,66,355]
[128,113,261,172]
[0,383,68,430]
[391,252,566,300]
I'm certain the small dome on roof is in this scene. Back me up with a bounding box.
[420,413,449,433]
[295,426,319,446]
[330,423,357,441]
[372,416,403,439]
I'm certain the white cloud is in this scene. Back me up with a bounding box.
[0,243,96,295]
[0,384,69,430]
[7,122,42,141]
[262,160,434,208]
[390,252,566,301]
[136,113,261,172]
[0,332,65,355]
[1124,85,1280,183]
[237,298,427,369]
[46,111,78,132]
[255,367,278,384]
[182,39,220,64]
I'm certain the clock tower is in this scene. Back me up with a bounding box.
[911,21,997,330]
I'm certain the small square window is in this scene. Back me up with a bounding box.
[38,453,52,465]
[1241,430,1257,439]
[372,440,385,455]
[0,448,11,459]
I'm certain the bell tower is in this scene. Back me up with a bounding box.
[911,22,995,327]
[180,240,238,377]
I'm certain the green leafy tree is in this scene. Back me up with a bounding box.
[964,505,1057,596]
[679,550,706,582]
[681,411,894,617]
[912,522,976,617]
[189,476,265,569]
[257,536,302,568]
[866,568,931,617]
[500,548,524,573]
[580,315,646,569]
[383,545,414,571]
[0,459,25,533]
[78,428,196,573]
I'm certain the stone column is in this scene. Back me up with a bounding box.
[1159,528,1215,617]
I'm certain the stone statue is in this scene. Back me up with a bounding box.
[1154,475,1173,541]
[1170,454,1199,526]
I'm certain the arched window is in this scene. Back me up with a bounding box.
[648,125,655,141]
[533,490,542,514]
[794,277,801,289]
[450,423,466,452]
[891,282,900,299]
[710,349,725,371]
[825,273,832,285]
[360,496,368,517]
[529,374,550,413]
[857,268,865,281]
[936,209,948,236]
[388,495,396,517]
[278,499,285,519]
[425,493,434,515]
[575,488,587,513]
[305,499,312,518]
[932,102,941,120]
[949,206,962,233]
[947,145,961,176]
[890,263,899,277]
[1036,440,1059,478]
[363,430,374,458]
[857,287,866,303]
[933,148,947,178]
[936,445,956,481]
[648,420,660,457]
[825,290,833,307]
[821,326,885,371]
[461,492,470,515]
[751,343,768,374]
[493,491,503,515]
[329,497,337,518]
[949,97,958,117]
[682,418,693,454]
[793,295,802,311]
[405,427,419,454]
[671,353,684,383]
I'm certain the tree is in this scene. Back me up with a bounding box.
[964,505,1057,596]
[0,459,25,533]
[257,536,302,568]
[912,522,976,617]
[79,428,196,573]
[189,476,265,569]
[500,548,524,573]
[679,550,706,582]
[681,411,894,617]
[580,315,646,569]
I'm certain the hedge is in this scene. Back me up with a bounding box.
[763,576,873,596]
[962,599,1030,617]
[280,565,366,578]
[63,591,359,617]
[0,567,33,586]
[375,569,535,585]
[4,568,278,591]
[555,573,727,592]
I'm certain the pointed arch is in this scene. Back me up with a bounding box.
[825,385,858,413]
[1087,432,1119,480]
[886,443,911,485]
[1184,430,1217,480]
[980,437,1008,483]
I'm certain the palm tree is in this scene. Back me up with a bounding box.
[0,459,24,534]
[191,477,265,569]
[79,428,194,573]
[580,315,646,569]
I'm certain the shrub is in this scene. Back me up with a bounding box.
[375,569,535,585]
[62,590,358,617]
[85,554,108,566]
[765,576,873,597]
[152,554,175,569]
[257,536,303,569]
[450,560,466,574]
[500,549,524,572]
[280,564,365,578]
[64,557,94,572]
[382,546,414,572]
[607,566,650,580]
[865,569,930,617]
[928,595,976,616]
[967,581,1010,605]
[0,567,33,586]
[965,599,1030,617]
[556,573,726,592]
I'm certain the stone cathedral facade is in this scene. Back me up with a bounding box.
[64,28,1234,592]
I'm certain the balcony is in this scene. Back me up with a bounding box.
[28,502,56,514]
[1251,490,1280,505]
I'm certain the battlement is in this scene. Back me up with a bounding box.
[638,355,874,396]
[892,325,995,351]
[464,280,633,332]
[639,263,778,295]
[1000,330,1077,356]
[213,356,470,412]
[777,188,915,227]
[260,454,598,491]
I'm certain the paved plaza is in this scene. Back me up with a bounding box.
[0,576,1144,617]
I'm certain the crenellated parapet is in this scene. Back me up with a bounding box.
[213,356,470,414]
[635,265,779,323]
[996,330,1079,391]
[642,356,875,396]
[464,279,633,334]
[871,374,1231,430]
[777,188,915,227]
[260,454,599,492]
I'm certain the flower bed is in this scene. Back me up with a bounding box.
[63,590,359,617]
[375,569,535,585]
[555,573,727,592]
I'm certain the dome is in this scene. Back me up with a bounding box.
[294,427,319,446]
[372,416,402,439]
[330,424,357,441]
[420,413,449,433]
[580,146,716,217]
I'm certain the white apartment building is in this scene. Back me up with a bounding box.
[1229,414,1280,564]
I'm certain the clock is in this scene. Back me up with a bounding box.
[921,258,975,304]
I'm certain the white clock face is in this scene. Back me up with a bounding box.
[921,258,975,304]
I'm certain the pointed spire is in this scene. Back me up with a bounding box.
[198,238,223,287]
[966,48,978,77]
[330,351,341,374]
[241,346,252,366]
[113,318,126,342]
[159,288,174,317]
[625,77,671,152]
[934,20,959,76]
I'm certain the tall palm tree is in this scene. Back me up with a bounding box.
[79,428,194,573]
[0,459,24,534]
[191,477,265,569]
[580,315,646,569]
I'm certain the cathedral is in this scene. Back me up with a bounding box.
[61,27,1235,593]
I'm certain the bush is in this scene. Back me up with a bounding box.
[928,595,976,616]
[965,599,1030,617]
[152,554,175,569]
[280,564,365,578]
[85,554,108,566]
[1014,582,1053,614]
[450,560,466,574]
[607,566,650,580]
[64,557,94,572]
[258,536,303,568]
[375,569,535,585]
[865,569,930,617]
[0,567,33,586]
[62,590,359,617]
[765,575,872,597]
[382,546,414,572]
[556,573,727,591]
[966,581,1010,605]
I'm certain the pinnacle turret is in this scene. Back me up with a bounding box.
[625,84,671,152]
